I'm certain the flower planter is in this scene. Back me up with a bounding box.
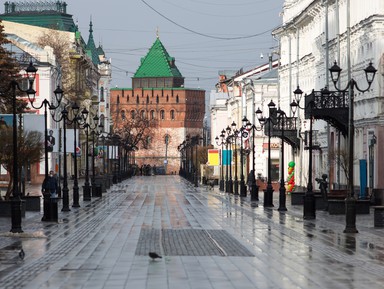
[22,195,41,211]
[0,200,26,217]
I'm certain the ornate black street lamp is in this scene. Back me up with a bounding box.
[1,61,37,232]
[225,126,233,194]
[256,100,276,207]
[276,109,288,211]
[215,129,226,191]
[91,125,103,196]
[81,112,99,201]
[177,141,186,176]
[66,103,83,208]
[245,117,263,202]
[50,106,70,212]
[239,117,249,197]
[291,87,316,219]
[223,130,230,193]
[193,135,201,187]
[329,61,377,233]
[28,85,63,221]
[231,122,239,195]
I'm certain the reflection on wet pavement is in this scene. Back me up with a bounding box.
[0,176,383,288]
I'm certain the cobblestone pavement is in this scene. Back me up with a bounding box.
[0,176,384,289]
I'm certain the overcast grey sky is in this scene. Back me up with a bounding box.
[64,0,285,92]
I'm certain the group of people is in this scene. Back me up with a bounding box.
[139,164,156,176]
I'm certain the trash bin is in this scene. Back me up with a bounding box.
[92,184,102,197]
[41,194,58,222]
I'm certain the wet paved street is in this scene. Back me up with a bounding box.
[0,175,384,288]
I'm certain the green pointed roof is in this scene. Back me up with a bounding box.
[86,20,100,65]
[133,38,183,78]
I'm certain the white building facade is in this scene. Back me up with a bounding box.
[274,0,384,192]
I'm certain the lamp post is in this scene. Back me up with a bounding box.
[82,112,99,201]
[225,126,233,194]
[193,136,199,187]
[329,61,377,233]
[91,125,103,196]
[224,133,229,193]
[1,62,37,232]
[245,117,263,202]
[239,117,249,197]
[50,106,70,212]
[28,85,63,221]
[67,103,82,208]
[215,130,226,191]
[256,100,276,207]
[177,141,186,176]
[291,87,315,219]
[276,109,288,211]
[232,128,239,196]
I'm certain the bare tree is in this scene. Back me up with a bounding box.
[328,147,350,185]
[0,127,43,199]
[115,115,157,151]
[37,29,81,101]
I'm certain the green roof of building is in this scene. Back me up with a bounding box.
[133,37,183,78]
[86,20,100,65]
[0,1,77,32]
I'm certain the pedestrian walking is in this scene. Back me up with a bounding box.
[42,170,58,198]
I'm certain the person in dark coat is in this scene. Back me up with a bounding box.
[42,170,58,198]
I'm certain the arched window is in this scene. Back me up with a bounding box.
[160,110,165,120]
[131,110,136,119]
[100,114,105,128]
[170,110,175,120]
[141,110,146,119]
[150,110,155,120]
[145,136,152,149]
[121,110,126,120]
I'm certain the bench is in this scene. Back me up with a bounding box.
[372,206,384,227]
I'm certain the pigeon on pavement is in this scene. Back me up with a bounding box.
[19,249,25,260]
[148,252,162,260]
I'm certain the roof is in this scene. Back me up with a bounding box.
[133,38,183,78]
[0,1,77,32]
[86,20,100,65]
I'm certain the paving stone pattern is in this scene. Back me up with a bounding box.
[0,176,384,289]
[136,228,254,257]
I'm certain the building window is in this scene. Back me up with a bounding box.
[121,110,126,120]
[100,87,104,102]
[160,110,165,120]
[145,136,152,149]
[136,95,139,104]
[141,110,146,119]
[170,110,175,120]
[146,95,149,104]
[156,95,159,104]
[150,110,155,120]
[166,95,169,102]
[176,95,179,103]
[131,110,136,119]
